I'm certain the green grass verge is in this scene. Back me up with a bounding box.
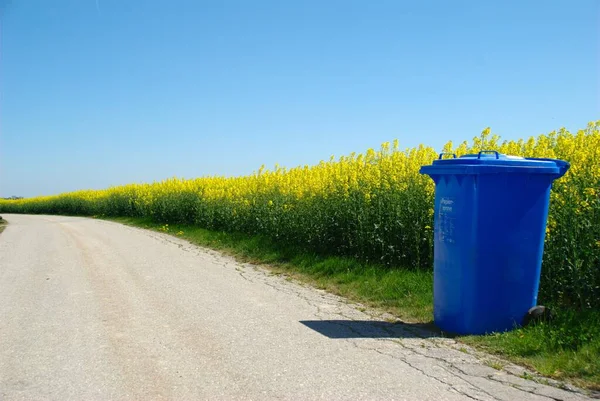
[462,310,600,390]
[107,216,599,391]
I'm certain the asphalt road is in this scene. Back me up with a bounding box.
[0,215,591,401]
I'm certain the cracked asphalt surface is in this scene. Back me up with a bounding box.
[0,215,594,401]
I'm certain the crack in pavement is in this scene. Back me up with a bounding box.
[130,225,595,401]
[225,260,593,400]
[357,342,497,401]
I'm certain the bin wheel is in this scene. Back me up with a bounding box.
[523,305,552,327]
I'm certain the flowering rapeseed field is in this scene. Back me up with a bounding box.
[1,122,598,309]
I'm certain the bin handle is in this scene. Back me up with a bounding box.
[477,150,500,159]
[438,153,457,160]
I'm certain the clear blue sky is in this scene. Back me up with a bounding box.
[1,0,598,197]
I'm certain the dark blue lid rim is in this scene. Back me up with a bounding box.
[420,165,561,175]
[421,152,570,176]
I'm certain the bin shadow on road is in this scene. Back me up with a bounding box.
[300,320,439,339]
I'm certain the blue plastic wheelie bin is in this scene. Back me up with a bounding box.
[420,151,569,335]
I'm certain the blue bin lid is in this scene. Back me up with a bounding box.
[420,151,570,176]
